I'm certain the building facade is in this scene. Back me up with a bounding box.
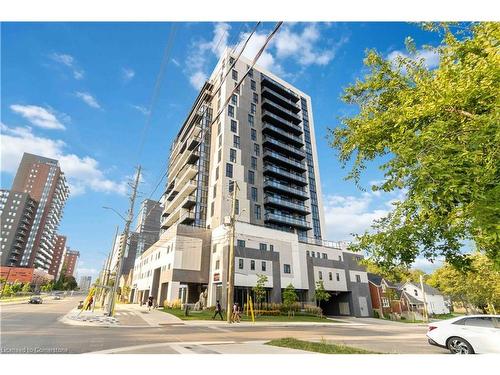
[0,189,38,267]
[130,50,372,317]
[79,275,92,291]
[48,234,67,279]
[8,153,69,272]
[135,199,163,255]
[62,248,79,277]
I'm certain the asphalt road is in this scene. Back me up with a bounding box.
[0,297,448,354]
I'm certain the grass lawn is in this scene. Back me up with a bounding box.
[162,308,339,323]
[266,338,379,354]
[431,313,464,320]
[0,295,32,303]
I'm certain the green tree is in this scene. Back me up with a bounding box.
[63,276,77,291]
[282,283,298,317]
[11,280,22,293]
[252,274,268,310]
[2,284,13,297]
[329,22,500,271]
[21,282,31,294]
[314,281,330,316]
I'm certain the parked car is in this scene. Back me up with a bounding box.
[53,295,61,300]
[28,296,43,304]
[427,315,500,354]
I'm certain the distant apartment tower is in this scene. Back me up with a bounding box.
[62,248,79,277]
[79,275,92,291]
[0,189,38,266]
[135,199,162,255]
[9,153,69,272]
[132,51,372,317]
[48,234,67,279]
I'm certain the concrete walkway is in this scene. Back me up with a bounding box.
[116,303,183,326]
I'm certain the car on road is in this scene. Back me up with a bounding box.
[53,295,61,300]
[427,315,500,354]
[28,296,43,304]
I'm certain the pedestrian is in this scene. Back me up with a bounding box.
[232,302,240,323]
[147,296,153,311]
[212,300,224,320]
[86,296,93,311]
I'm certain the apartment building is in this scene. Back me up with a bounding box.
[8,153,69,272]
[131,50,372,317]
[135,199,163,255]
[48,234,67,279]
[79,275,92,291]
[62,248,79,277]
[0,189,38,267]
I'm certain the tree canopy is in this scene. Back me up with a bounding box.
[329,22,500,271]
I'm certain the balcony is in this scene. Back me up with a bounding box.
[264,195,310,215]
[261,75,300,103]
[262,110,302,135]
[264,212,311,230]
[179,210,196,225]
[263,149,307,172]
[182,195,197,209]
[263,136,305,160]
[263,164,307,186]
[261,87,301,113]
[264,180,309,201]
[262,98,302,124]
[262,122,304,147]
[165,180,197,214]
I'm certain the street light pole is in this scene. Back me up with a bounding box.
[106,166,141,316]
[226,182,239,323]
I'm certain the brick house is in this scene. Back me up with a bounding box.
[368,273,402,318]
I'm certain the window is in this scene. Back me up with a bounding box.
[254,144,260,156]
[253,92,258,103]
[233,135,240,149]
[230,149,237,163]
[251,128,257,141]
[226,163,233,178]
[250,260,255,270]
[248,67,253,78]
[248,170,255,185]
[215,260,220,270]
[283,264,291,274]
[231,94,238,106]
[328,272,333,281]
[248,114,254,126]
[232,69,238,80]
[336,273,340,281]
[229,56,235,65]
[250,103,256,114]
[338,255,342,261]
[213,185,217,198]
[234,82,240,94]
[381,284,387,293]
[237,239,246,248]
[235,199,239,214]
[251,186,258,201]
[213,244,217,253]
[322,253,327,259]
[238,258,244,269]
[356,274,361,283]
[260,243,267,251]
[217,121,221,135]
[215,166,219,180]
[217,148,222,163]
[382,297,390,308]
[251,157,257,169]
[228,105,235,118]
[464,317,495,328]
[218,133,222,147]
[251,79,256,90]
[311,251,315,258]
[413,289,418,296]
[318,271,323,280]
[231,119,238,132]
[261,261,266,271]
[229,180,234,193]
[255,204,261,220]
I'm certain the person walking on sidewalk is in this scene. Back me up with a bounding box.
[147,296,154,311]
[212,300,224,320]
[86,296,93,311]
[231,302,241,323]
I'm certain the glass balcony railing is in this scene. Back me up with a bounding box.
[263,164,307,185]
[264,212,311,229]
[264,195,310,214]
[263,149,306,171]
[261,75,300,102]
[263,136,306,159]
[261,87,301,112]
[262,98,302,123]
[264,179,308,199]
[262,122,304,146]
[262,110,303,134]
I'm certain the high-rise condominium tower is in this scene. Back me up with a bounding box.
[131,50,372,317]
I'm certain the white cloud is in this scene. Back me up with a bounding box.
[387,49,440,69]
[411,257,444,273]
[1,123,127,196]
[122,67,135,81]
[50,52,85,80]
[75,267,99,279]
[323,192,389,241]
[131,104,150,116]
[75,92,101,109]
[10,104,67,130]
[171,58,180,66]
[189,71,208,90]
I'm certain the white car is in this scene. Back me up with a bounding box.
[427,315,500,354]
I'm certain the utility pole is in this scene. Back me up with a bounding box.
[100,225,119,308]
[420,274,429,322]
[226,182,239,323]
[107,166,141,316]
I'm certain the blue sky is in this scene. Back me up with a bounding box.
[1,22,443,278]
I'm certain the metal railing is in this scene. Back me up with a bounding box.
[263,150,306,170]
[263,164,307,184]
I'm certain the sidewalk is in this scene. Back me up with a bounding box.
[117,303,183,326]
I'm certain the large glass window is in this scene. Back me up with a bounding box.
[228,105,235,118]
[251,128,257,141]
[231,94,238,106]
[232,69,238,81]
[225,163,233,178]
[251,157,257,169]
[231,119,238,133]
[251,186,258,201]
[233,135,240,149]
[230,149,237,163]
[248,114,254,126]
[248,170,255,185]
[254,144,260,156]
[250,103,256,114]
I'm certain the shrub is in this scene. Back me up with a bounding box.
[373,310,380,318]
[252,309,281,316]
[164,299,182,309]
[303,305,322,316]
